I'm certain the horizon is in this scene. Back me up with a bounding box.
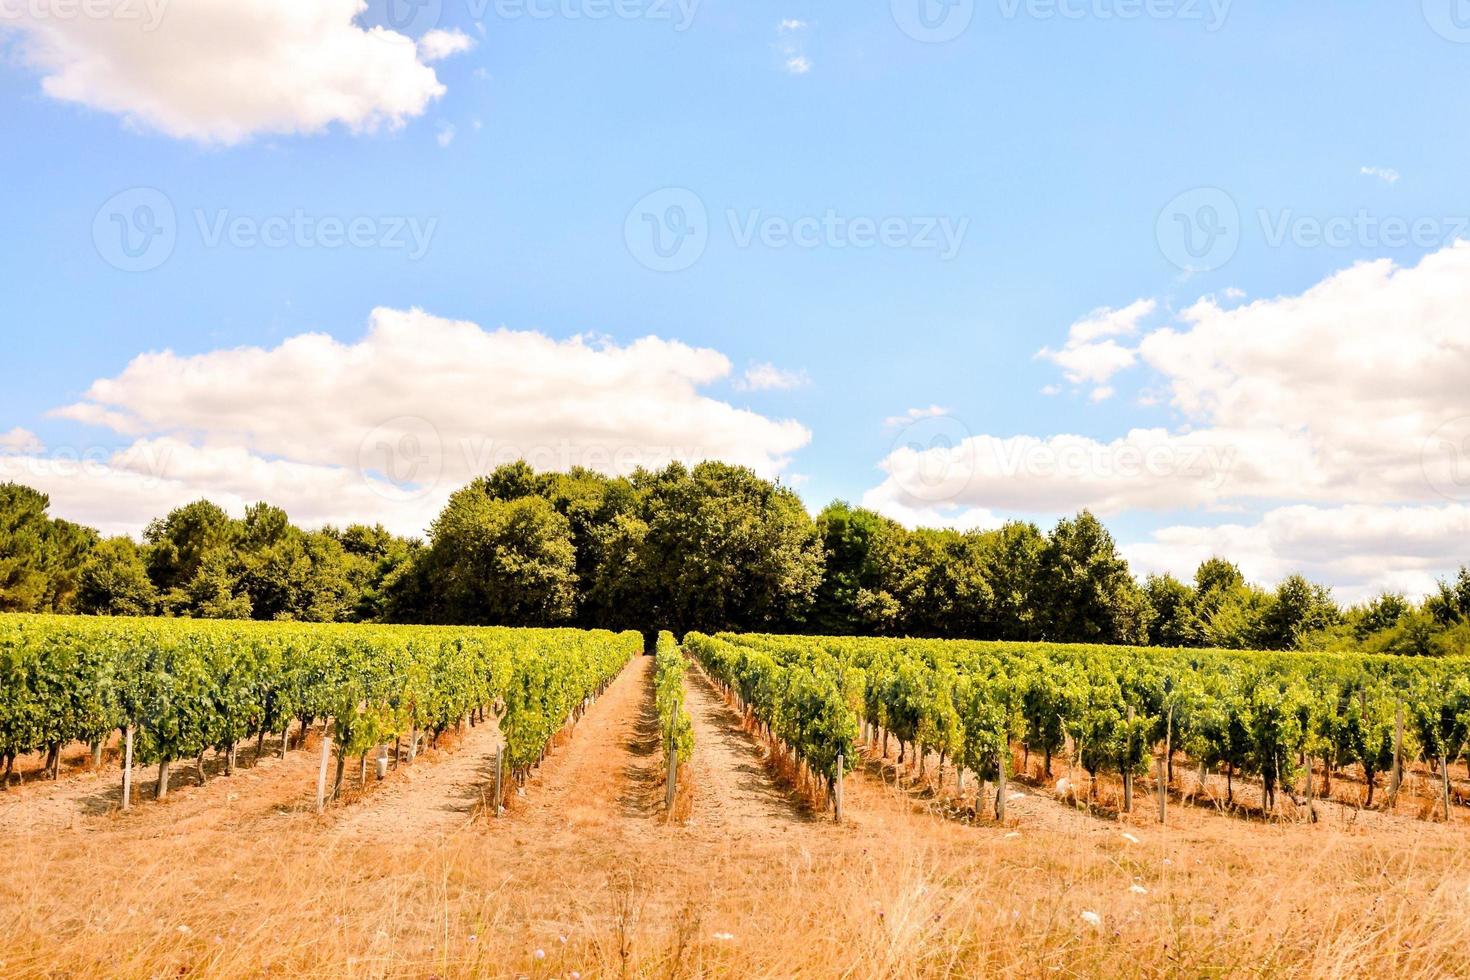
[3,1,1470,605]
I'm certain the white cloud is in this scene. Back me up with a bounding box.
[776,18,810,75]
[736,362,810,391]
[863,243,1470,596]
[883,406,950,428]
[1066,298,1157,344]
[1038,338,1137,386]
[436,123,455,147]
[1036,299,1156,387]
[1089,386,1115,403]
[1,0,465,144]
[417,28,475,63]
[866,428,1249,517]
[1360,165,1401,185]
[1125,503,1470,603]
[2,438,444,539]
[0,428,44,453]
[36,308,811,537]
[859,480,1003,534]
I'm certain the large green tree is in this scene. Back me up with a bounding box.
[812,501,906,635]
[0,483,96,612]
[413,484,579,625]
[1035,511,1150,644]
[1144,573,1205,647]
[625,462,823,634]
[76,536,158,616]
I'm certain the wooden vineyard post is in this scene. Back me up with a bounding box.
[995,737,1007,823]
[834,754,845,823]
[1387,704,1404,806]
[1157,756,1167,824]
[664,718,678,814]
[121,725,134,812]
[1304,750,1315,819]
[1442,757,1452,822]
[493,743,504,817]
[316,734,332,814]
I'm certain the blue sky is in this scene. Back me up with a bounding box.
[3,0,1470,601]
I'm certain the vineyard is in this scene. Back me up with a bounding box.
[5,616,1470,977]
[689,632,1470,821]
[0,614,639,805]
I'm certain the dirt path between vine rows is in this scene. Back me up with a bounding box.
[681,666,817,839]
[332,718,505,841]
[0,730,313,835]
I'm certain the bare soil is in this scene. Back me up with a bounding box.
[4,655,1470,979]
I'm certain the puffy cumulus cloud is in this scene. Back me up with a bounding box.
[866,428,1250,518]
[0,427,44,453]
[1066,298,1157,345]
[1125,504,1470,604]
[1138,245,1470,488]
[1036,299,1157,393]
[864,243,1470,595]
[36,308,810,536]
[1,0,466,143]
[0,437,443,539]
[1039,339,1136,388]
[417,28,474,63]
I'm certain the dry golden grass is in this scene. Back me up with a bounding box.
[3,658,1468,979]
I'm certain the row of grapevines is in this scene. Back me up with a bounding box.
[0,614,640,795]
[715,633,1470,813]
[654,631,693,769]
[683,632,859,787]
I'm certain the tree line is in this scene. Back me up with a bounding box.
[2,462,1468,654]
